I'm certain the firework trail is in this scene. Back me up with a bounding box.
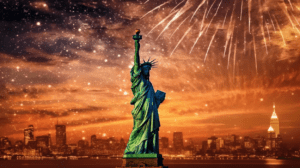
[205,0,222,34]
[206,0,217,18]
[282,3,300,34]
[252,29,257,74]
[273,14,286,46]
[141,0,171,19]
[190,0,207,22]
[292,13,300,26]
[265,22,271,41]
[222,10,228,29]
[240,0,243,21]
[244,30,246,54]
[204,25,219,62]
[200,4,208,31]
[170,13,191,38]
[258,0,268,55]
[248,0,252,33]
[267,12,276,32]
[233,39,237,77]
[224,2,236,58]
[288,0,294,11]
[156,0,194,40]
[171,21,197,56]
[142,0,300,73]
[227,34,234,69]
[147,10,179,36]
[170,0,185,13]
[281,3,296,29]
[189,5,208,54]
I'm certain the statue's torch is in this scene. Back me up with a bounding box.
[133,29,142,41]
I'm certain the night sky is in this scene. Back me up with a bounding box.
[0,0,300,146]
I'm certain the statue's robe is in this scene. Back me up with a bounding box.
[124,67,160,154]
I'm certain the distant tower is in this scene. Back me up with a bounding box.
[267,126,275,137]
[267,126,276,149]
[173,132,183,154]
[270,103,280,137]
[91,135,97,147]
[24,125,34,145]
[55,124,66,147]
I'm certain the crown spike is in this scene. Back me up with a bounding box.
[150,59,156,63]
[140,58,158,68]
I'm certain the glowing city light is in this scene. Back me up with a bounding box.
[271,112,278,119]
[268,126,274,132]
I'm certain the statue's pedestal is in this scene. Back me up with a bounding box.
[116,154,167,168]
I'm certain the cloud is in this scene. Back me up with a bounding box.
[0,0,300,145]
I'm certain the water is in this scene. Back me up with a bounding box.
[1,159,300,168]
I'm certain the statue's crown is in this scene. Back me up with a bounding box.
[141,58,157,68]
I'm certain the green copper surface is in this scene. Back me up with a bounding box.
[124,30,165,155]
[123,154,159,158]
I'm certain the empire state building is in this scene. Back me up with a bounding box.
[270,103,280,137]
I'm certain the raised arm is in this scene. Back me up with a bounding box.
[133,29,142,73]
[133,40,140,73]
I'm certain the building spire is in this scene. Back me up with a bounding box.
[271,102,278,119]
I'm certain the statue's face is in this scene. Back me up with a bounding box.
[141,65,151,76]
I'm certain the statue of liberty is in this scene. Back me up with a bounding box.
[124,29,166,155]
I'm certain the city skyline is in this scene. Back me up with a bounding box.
[0,104,289,148]
[0,0,300,147]
[2,103,296,147]
[0,110,292,159]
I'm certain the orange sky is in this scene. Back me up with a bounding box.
[0,0,300,146]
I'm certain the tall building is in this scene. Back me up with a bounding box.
[160,137,169,149]
[216,137,224,150]
[0,137,11,150]
[267,126,276,149]
[202,141,208,153]
[173,132,183,154]
[244,136,254,149]
[36,134,51,148]
[91,135,97,147]
[270,103,280,137]
[266,126,282,150]
[159,137,169,154]
[24,125,34,145]
[56,125,66,147]
[207,136,217,150]
[78,140,89,149]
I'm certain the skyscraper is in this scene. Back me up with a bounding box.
[207,136,217,149]
[267,126,276,149]
[159,137,169,154]
[78,139,89,149]
[173,132,183,154]
[36,134,51,148]
[56,125,66,147]
[160,137,169,149]
[91,135,97,147]
[270,103,280,137]
[24,125,34,145]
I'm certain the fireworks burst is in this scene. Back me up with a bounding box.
[142,0,300,74]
